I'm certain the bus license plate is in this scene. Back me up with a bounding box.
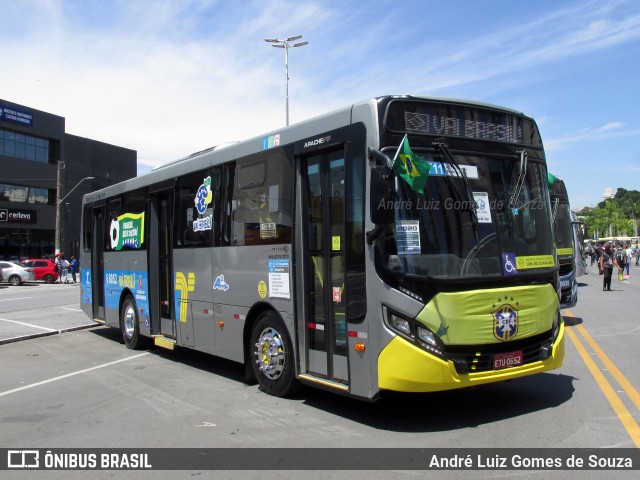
[493,351,523,370]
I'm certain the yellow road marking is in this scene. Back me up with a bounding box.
[563,310,640,448]
[575,323,640,411]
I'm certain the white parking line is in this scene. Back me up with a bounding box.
[0,317,56,332]
[0,352,150,398]
[0,297,33,302]
[60,307,83,312]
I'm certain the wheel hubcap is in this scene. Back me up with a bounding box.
[254,327,285,380]
[123,305,135,339]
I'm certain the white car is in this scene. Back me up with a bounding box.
[0,261,34,286]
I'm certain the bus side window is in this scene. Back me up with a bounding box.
[220,164,235,246]
[231,150,293,246]
[105,198,122,251]
[173,168,219,248]
[83,205,92,253]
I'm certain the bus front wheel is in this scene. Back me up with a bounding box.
[120,295,148,350]
[250,311,300,397]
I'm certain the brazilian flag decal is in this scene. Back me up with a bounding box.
[392,135,431,194]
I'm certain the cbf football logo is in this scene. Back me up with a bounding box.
[493,304,519,341]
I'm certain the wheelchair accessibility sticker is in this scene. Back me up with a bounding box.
[502,252,518,275]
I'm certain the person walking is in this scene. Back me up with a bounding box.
[595,242,604,274]
[55,255,62,283]
[69,256,78,283]
[599,243,619,291]
[59,256,69,283]
[586,243,596,266]
[624,243,633,277]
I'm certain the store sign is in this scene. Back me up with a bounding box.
[0,208,38,223]
[0,106,33,127]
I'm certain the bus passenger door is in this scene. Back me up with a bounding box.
[91,206,106,320]
[302,149,349,384]
[149,191,176,338]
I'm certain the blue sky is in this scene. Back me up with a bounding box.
[2,0,639,208]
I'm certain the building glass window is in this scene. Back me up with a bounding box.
[0,128,50,163]
[0,183,53,205]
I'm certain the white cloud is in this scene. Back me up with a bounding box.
[545,125,640,152]
[2,0,639,172]
[598,122,624,132]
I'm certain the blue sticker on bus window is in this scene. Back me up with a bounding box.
[194,177,212,215]
[502,252,518,275]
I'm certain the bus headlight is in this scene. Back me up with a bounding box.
[416,325,446,359]
[390,314,411,336]
[417,326,438,347]
[385,309,447,360]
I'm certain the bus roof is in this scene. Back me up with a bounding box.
[83,95,536,205]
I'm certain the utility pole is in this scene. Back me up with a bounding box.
[55,160,64,255]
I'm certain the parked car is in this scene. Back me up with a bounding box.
[0,261,34,286]
[0,265,3,283]
[19,259,57,284]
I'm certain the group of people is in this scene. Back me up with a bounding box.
[585,241,637,291]
[54,254,78,283]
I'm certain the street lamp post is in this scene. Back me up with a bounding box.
[55,173,95,255]
[265,35,308,126]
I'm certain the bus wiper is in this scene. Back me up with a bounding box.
[509,149,528,209]
[551,197,559,223]
[432,141,480,249]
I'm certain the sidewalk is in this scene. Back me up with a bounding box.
[0,282,98,345]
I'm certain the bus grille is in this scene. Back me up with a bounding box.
[446,331,553,374]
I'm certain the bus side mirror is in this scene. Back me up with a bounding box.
[370,165,393,225]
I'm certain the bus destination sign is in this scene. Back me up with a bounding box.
[385,100,542,148]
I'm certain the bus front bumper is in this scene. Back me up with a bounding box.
[378,323,565,393]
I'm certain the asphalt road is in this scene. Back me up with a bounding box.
[0,265,638,479]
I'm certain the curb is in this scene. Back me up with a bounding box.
[0,323,100,346]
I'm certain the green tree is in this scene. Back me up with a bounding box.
[588,188,640,238]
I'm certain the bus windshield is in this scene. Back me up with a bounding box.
[554,202,574,255]
[377,151,554,279]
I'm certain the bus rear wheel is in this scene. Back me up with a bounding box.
[250,311,300,397]
[120,295,149,350]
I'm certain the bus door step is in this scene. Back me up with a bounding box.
[298,374,349,392]
[153,335,176,350]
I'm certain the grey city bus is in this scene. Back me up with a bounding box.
[80,95,565,401]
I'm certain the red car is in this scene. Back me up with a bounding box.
[19,259,57,284]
